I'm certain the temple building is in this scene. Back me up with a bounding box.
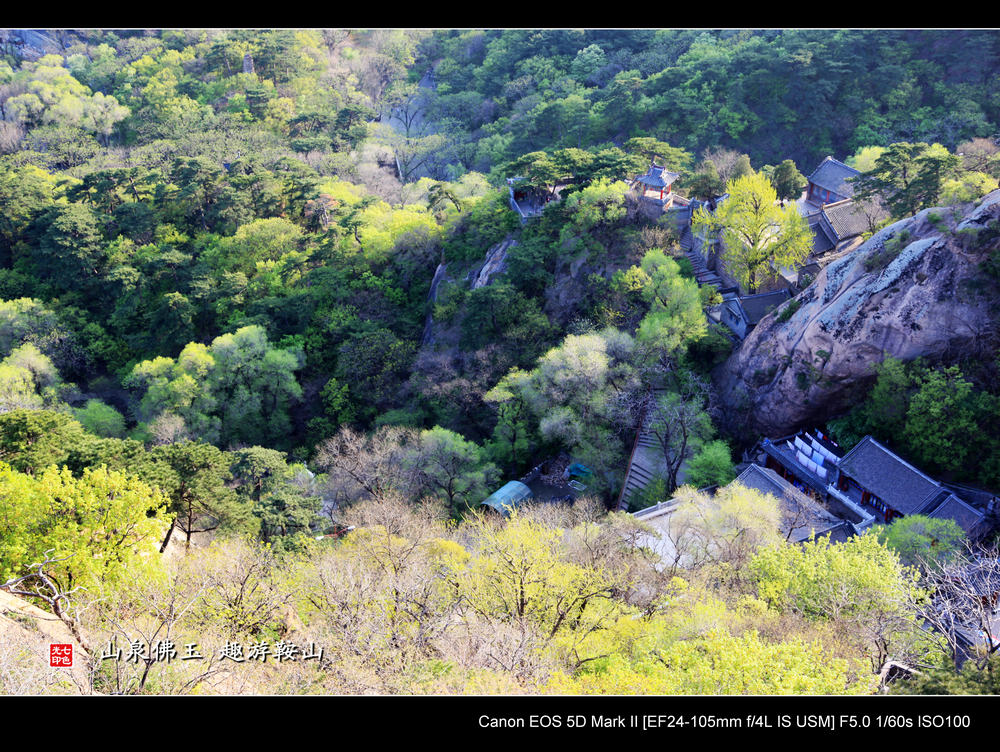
[757,431,992,539]
[714,288,792,340]
[804,156,860,207]
[631,162,689,211]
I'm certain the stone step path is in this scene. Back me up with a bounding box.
[616,389,669,511]
[684,245,723,288]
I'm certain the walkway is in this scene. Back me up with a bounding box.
[680,226,723,287]
[616,389,673,511]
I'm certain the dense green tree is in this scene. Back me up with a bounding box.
[853,142,962,219]
[0,409,90,474]
[902,365,979,474]
[73,399,126,438]
[149,440,255,548]
[764,159,808,202]
[126,325,304,448]
[336,328,416,418]
[631,249,707,365]
[29,203,107,294]
[684,440,736,489]
[684,159,725,200]
[408,426,498,517]
[460,284,552,363]
[483,368,536,471]
[0,463,167,593]
[875,515,966,570]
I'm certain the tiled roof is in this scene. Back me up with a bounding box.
[822,199,876,240]
[735,464,811,503]
[927,493,987,536]
[636,164,679,189]
[808,157,860,199]
[738,289,791,325]
[837,436,943,515]
[815,521,856,544]
[761,437,834,496]
[809,215,836,254]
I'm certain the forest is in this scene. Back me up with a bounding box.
[2,28,1000,697]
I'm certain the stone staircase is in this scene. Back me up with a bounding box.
[616,390,669,511]
[680,226,723,288]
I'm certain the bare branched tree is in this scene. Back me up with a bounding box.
[314,425,420,513]
[917,543,1000,670]
[1,550,91,655]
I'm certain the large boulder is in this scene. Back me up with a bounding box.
[715,191,1000,439]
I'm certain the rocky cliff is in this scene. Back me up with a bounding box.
[716,190,1000,439]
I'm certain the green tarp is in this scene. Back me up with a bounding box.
[480,480,533,516]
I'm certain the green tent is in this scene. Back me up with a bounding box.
[480,480,533,516]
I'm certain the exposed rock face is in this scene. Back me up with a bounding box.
[716,191,1000,439]
[471,236,517,289]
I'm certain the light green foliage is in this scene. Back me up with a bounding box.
[684,440,736,489]
[751,534,921,619]
[692,172,812,294]
[631,249,707,363]
[409,426,498,517]
[0,343,64,413]
[750,534,924,669]
[846,145,886,173]
[0,462,168,592]
[875,514,966,570]
[560,178,629,240]
[492,329,642,491]
[352,201,442,263]
[126,325,303,448]
[939,171,998,205]
[3,55,129,137]
[126,346,221,443]
[210,326,304,447]
[73,399,126,438]
[548,627,874,695]
[570,44,607,82]
[206,217,303,277]
[459,514,623,640]
[668,484,783,571]
[0,164,62,259]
